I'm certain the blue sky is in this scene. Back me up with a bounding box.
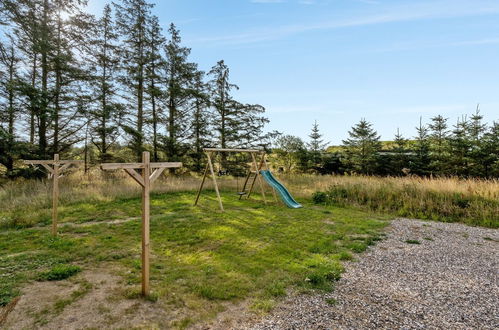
[88,0,499,144]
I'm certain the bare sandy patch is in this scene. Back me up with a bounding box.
[2,266,174,329]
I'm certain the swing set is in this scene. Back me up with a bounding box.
[194,148,276,211]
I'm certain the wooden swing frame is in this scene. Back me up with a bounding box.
[24,154,83,236]
[194,148,276,211]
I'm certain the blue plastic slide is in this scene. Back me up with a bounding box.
[260,170,302,209]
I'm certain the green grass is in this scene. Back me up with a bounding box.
[0,191,388,326]
[37,264,81,281]
[405,239,421,245]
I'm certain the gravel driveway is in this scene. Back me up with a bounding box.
[248,218,499,329]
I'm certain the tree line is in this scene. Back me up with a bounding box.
[0,0,271,176]
[273,109,498,178]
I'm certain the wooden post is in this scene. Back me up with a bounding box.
[100,152,182,297]
[24,154,82,236]
[141,151,151,295]
[52,154,59,236]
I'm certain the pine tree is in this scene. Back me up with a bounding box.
[188,72,212,172]
[481,121,499,177]
[0,36,21,172]
[307,120,328,170]
[342,119,381,174]
[411,117,431,176]
[115,0,154,160]
[448,116,471,176]
[391,128,409,176]
[50,2,90,154]
[88,4,123,162]
[428,115,449,175]
[468,105,488,177]
[308,120,327,152]
[145,16,165,161]
[162,23,200,161]
[3,0,89,157]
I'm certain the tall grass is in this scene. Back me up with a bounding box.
[1,171,498,228]
[294,175,498,228]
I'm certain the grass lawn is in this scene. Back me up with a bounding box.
[0,191,389,327]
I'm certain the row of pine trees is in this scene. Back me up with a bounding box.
[275,111,498,178]
[0,1,497,179]
[0,0,270,175]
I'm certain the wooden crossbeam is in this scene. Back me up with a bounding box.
[24,160,83,165]
[23,154,82,236]
[203,148,262,153]
[101,162,182,170]
[100,152,182,297]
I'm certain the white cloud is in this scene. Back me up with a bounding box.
[192,0,499,46]
[371,37,499,53]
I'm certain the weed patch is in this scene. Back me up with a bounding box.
[37,264,81,281]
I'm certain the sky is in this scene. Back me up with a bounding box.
[87,0,499,144]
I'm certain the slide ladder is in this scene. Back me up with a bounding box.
[260,170,302,209]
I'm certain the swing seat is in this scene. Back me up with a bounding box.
[237,191,247,196]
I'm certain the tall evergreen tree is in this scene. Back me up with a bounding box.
[162,23,200,161]
[0,36,21,172]
[88,4,123,162]
[2,0,89,157]
[342,119,381,175]
[145,16,165,161]
[114,0,154,160]
[188,73,212,172]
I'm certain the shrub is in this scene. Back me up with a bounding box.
[312,191,328,204]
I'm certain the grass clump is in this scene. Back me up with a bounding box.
[37,264,81,281]
[325,297,337,306]
[405,239,421,245]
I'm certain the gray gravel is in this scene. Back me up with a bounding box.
[248,219,499,329]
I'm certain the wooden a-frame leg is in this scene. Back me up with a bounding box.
[251,153,266,204]
[194,161,209,206]
[207,152,224,211]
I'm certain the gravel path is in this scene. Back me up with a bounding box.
[249,219,499,329]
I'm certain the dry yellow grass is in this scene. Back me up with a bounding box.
[1,170,498,228]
